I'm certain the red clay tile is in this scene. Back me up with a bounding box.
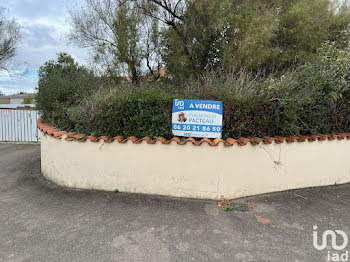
[139,137,156,144]
[250,137,263,145]
[317,134,329,141]
[326,134,336,141]
[87,136,99,142]
[73,134,85,140]
[336,133,350,140]
[67,132,77,137]
[184,138,199,146]
[116,138,128,144]
[170,137,183,144]
[126,136,139,143]
[37,118,350,147]
[198,138,213,145]
[98,136,109,142]
[46,128,57,135]
[308,135,320,141]
[225,138,237,146]
[285,136,298,143]
[111,136,123,143]
[154,137,170,144]
[297,135,309,142]
[274,136,287,144]
[53,131,67,139]
[213,138,225,146]
[336,133,345,140]
[263,137,274,144]
[237,137,251,146]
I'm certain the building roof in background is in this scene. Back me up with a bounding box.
[0,93,35,99]
[122,67,169,84]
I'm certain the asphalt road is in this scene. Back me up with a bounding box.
[0,143,349,262]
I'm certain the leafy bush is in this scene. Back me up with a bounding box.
[37,43,350,139]
[291,42,350,134]
[22,96,34,104]
[69,85,175,138]
[35,53,101,130]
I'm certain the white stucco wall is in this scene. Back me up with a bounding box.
[10,98,24,104]
[40,132,350,200]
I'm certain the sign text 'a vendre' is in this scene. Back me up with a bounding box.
[172,99,223,138]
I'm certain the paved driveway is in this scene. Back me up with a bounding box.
[0,144,349,262]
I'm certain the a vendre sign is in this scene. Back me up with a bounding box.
[172,99,223,138]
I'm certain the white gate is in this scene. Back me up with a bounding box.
[0,108,40,142]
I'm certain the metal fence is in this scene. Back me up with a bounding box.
[0,109,40,142]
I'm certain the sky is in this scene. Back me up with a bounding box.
[0,0,89,95]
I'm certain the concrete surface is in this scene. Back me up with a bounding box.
[0,144,350,262]
[41,131,350,200]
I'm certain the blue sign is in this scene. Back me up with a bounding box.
[172,99,223,138]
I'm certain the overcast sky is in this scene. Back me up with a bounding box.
[0,0,89,95]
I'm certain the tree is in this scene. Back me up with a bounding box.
[36,53,97,126]
[221,0,350,72]
[0,8,21,72]
[69,0,162,83]
[160,0,350,75]
[22,96,34,104]
[151,0,225,78]
[70,0,350,80]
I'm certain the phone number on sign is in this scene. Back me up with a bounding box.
[172,124,221,132]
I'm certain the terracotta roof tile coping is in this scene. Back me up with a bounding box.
[37,118,350,147]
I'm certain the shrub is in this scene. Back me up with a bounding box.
[69,84,175,138]
[37,43,350,139]
[35,53,100,130]
[22,96,34,104]
[291,42,350,134]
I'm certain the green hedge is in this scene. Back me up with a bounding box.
[36,43,350,139]
[70,87,175,138]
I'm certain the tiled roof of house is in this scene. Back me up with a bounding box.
[0,93,35,99]
[37,118,350,146]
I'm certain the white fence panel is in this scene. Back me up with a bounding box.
[0,109,40,142]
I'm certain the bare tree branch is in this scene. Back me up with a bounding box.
[69,0,164,82]
[0,9,21,71]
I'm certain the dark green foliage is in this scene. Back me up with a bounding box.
[37,43,350,139]
[35,53,100,130]
[70,0,350,81]
[70,85,175,138]
[163,0,350,76]
[292,42,350,134]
